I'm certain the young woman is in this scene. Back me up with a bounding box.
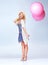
[14,12,29,61]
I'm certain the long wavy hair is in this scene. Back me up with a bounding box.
[16,11,26,22]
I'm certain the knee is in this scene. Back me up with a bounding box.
[25,44,28,48]
[21,41,25,46]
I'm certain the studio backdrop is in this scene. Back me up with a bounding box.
[0,0,48,59]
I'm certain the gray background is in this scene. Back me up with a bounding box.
[0,0,48,59]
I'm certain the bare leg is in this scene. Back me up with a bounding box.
[21,41,25,61]
[24,44,28,61]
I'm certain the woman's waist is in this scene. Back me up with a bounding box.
[19,32,22,34]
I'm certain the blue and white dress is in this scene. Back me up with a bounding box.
[17,23,23,42]
[17,20,28,44]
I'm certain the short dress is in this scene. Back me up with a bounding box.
[17,23,23,42]
[17,20,28,44]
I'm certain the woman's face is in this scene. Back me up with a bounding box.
[19,12,24,19]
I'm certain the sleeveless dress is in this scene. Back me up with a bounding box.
[17,20,28,44]
[21,20,28,44]
[17,23,23,42]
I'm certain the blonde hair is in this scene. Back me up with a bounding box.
[16,11,26,22]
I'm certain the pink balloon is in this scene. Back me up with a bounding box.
[30,2,45,21]
[32,10,45,21]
